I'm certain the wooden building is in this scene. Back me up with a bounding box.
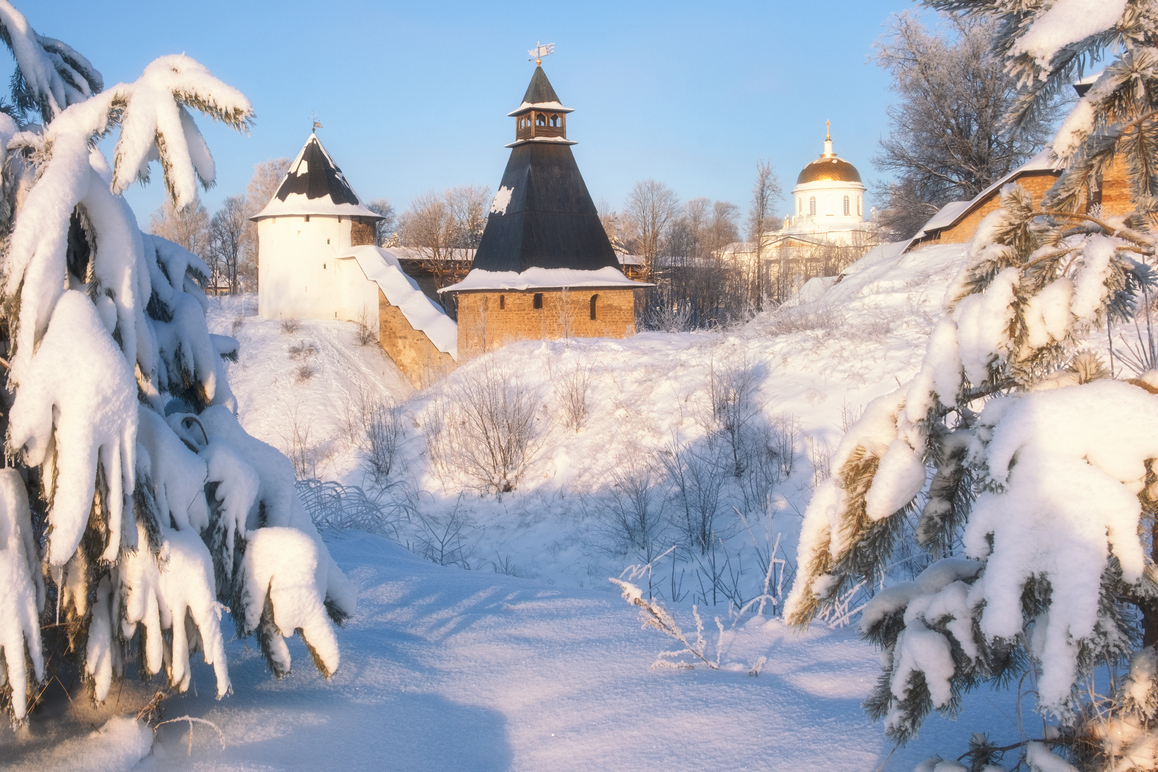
[906,80,1134,251]
[442,65,647,360]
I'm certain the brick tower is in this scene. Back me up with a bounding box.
[442,65,646,360]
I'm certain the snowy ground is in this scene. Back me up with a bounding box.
[4,533,1026,771]
[2,242,1038,769]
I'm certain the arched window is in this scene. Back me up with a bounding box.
[535,113,546,127]
[798,197,803,214]
[809,196,816,216]
[843,195,850,216]
[533,293,543,309]
[590,294,599,320]
[857,196,862,217]
[549,114,560,128]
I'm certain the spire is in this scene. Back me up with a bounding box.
[507,65,575,147]
[824,120,833,157]
[522,66,561,106]
[469,65,617,274]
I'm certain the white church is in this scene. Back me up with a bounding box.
[252,132,457,386]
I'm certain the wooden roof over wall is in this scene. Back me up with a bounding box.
[471,108,618,273]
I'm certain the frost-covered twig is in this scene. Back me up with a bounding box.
[154,715,226,755]
[609,577,718,670]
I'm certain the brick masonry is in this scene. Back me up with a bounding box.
[378,289,455,388]
[456,288,637,360]
[935,170,1062,244]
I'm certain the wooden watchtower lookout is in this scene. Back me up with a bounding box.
[442,57,647,360]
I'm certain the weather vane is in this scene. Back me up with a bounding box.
[528,41,555,66]
[310,110,323,133]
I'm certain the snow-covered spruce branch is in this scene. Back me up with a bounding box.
[0,3,353,725]
[786,0,1158,757]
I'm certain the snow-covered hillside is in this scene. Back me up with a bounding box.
[6,241,1023,770]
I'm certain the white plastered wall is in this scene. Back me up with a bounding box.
[257,216,354,319]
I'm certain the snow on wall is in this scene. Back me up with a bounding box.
[338,245,458,359]
[442,266,648,293]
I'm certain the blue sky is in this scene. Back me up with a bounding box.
[30,0,927,223]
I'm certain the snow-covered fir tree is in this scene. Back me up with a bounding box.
[786,1,1158,769]
[0,2,354,722]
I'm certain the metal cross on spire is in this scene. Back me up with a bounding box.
[528,41,555,66]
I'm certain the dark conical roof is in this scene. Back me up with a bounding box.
[470,142,618,273]
[523,66,560,105]
[509,65,573,115]
[251,133,380,220]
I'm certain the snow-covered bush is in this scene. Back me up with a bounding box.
[786,1,1158,767]
[427,357,542,494]
[0,3,353,723]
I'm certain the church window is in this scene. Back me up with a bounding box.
[809,196,816,216]
[549,114,560,128]
[533,293,543,309]
[857,196,862,216]
[590,294,599,320]
[843,195,850,216]
[499,295,505,310]
[797,198,803,215]
[536,113,546,127]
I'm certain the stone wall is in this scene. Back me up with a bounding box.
[378,289,455,388]
[351,217,377,247]
[934,170,1062,244]
[456,288,636,360]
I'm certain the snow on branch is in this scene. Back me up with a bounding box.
[0,1,102,121]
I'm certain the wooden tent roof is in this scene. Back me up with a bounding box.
[251,133,380,220]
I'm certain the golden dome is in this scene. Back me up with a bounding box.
[796,156,862,185]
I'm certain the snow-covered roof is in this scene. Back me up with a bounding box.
[917,200,971,233]
[252,134,381,221]
[905,149,1062,249]
[337,246,458,359]
[440,266,651,293]
[505,136,578,148]
[507,100,574,117]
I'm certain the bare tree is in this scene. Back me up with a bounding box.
[398,191,459,291]
[365,198,396,247]
[445,185,490,249]
[206,195,249,293]
[872,12,1062,240]
[623,179,679,281]
[242,158,290,290]
[149,199,209,256]
[747,160,782,307]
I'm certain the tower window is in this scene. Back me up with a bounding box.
[809,197,816,216]
[305,215,310,222]
[535,113,546,127]
[858,196,862,216]
[843,195,850,216]
[798,198,803,214]
[549,114,560,128]
[533,293,543,309]
[499,295,505,310]
[590,294,599,320]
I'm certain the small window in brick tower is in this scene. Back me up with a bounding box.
[533,293,543,309]
[499,295,505,310]
[590,294,599,320]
